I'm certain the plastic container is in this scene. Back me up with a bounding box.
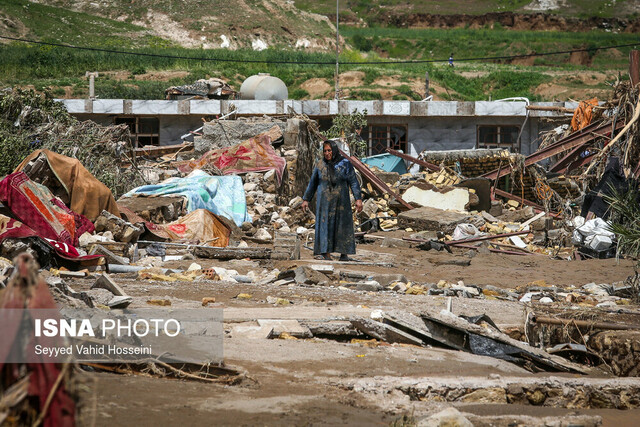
[589,235,613,251]
[361,152,407,175]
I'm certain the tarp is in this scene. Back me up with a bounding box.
[175,126,286,184]
[162,209,230,247]
[15,149,121,221]
[122,170,251,226]
[0,172,94,246]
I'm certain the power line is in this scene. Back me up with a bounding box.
[0,35,637,66]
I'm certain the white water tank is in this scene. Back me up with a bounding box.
[240,73,288,100]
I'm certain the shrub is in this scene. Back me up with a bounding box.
[289,88,310,99]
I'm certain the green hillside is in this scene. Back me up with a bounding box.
[0,0,637,102]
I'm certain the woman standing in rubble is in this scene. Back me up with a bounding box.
[302,140,363,261]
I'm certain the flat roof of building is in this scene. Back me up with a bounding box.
[57,99,579,118]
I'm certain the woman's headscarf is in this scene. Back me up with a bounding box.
[323,140,340,164]
[323,140,341,187]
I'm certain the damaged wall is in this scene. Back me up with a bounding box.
[363,116,542,158]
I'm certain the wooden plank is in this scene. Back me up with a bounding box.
[193,246,272,259]
[339,149,414,210]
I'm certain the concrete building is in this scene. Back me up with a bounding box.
[58,98,576,157]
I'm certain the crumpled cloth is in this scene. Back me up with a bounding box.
[123,170,251,226]
[15,149,120,221]
[0,253,76,427]
[175,126,286,184]
[571,98,598,132]
[0,172,94,246]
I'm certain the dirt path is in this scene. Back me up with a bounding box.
[70,235,640,425]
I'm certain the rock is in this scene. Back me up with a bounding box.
[526,389,547,405]
[107,295,132,308]
[91,273,127,296]
[481,211,498,223]
[187,262,202,271]
[273,218,288,230]
[398,206,470,234]
[146,299,171,306]
[266,296,291,305]
[202,297,216,306]
[342,280,383,292]
[380,237,414,248]
[254,228,272,241]
[582,282,609,296]
[361,198,379,218]
[369,273,408,287]
[498,205,535,223]
[256,319,311,338]
[410,230,438,240]
[391,282,407,293]
[232,324,274,339]
[263,169,276,181]
[460,387,507,403]
[244,182,258,192]
[289,196,303,208]
[93,210,143,243]
[302,321,359,336]
[418,407,473,427]
[292,266,330,286]
[539,297,554,304]
[309,264,335,274]
[255,205,268,216]
[89,244,129,265]
[489,200,503,217]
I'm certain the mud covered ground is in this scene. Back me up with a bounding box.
[67,234,640,426]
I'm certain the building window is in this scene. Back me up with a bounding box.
[114,116,160,147]
[477,125,519,151]
[362,124,408,156]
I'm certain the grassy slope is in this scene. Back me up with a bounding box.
[0,0,163,48]
[0,0,636,101]
[295,0,639,19]
[14,0,336,48]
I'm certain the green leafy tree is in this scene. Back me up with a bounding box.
[322,109,368,157]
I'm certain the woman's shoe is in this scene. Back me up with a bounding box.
[339,254,358,262]
[315,253,332,260]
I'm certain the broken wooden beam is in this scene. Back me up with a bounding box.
[193,246,272,260]
[446,230,530,245]
[532,315,639,331]
[483,119,625,181]
[526,105,575,113]
[445,243,533,256]
[386,148,440,172]
[134,142,194,158]
[339,149,413,210]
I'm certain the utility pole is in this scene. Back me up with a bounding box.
[85,71,99,99]
[335,0,340,100]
